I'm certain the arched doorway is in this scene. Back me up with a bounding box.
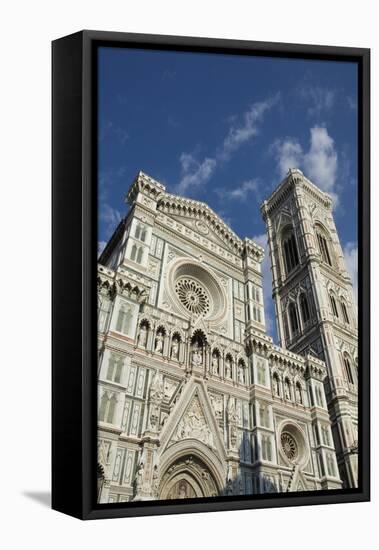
[159,454,219,499]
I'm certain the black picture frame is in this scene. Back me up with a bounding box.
[52,30,370,520]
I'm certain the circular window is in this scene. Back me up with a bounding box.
[281,432,298,461]
[167,259,227,322]
[175,278,210,316]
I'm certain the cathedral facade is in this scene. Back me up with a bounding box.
[97,169,357,504]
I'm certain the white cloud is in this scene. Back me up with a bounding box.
[174,94,279,195]
[176,153,217,194]
[271,139,303,178]
[217,179,259,201]
[252,233,276,338]
[304,127,338,194]
[222,94,280,159]
[272,126,339,205]
[299,86,335,117]
[343,241,358,301]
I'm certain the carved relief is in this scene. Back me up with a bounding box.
[171,396,214,448]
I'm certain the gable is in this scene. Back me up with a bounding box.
[169,214,238,253]
[159,379,227,459]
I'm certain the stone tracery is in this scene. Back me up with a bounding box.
[97,169,349,504]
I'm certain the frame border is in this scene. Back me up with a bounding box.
[52,30,370,520]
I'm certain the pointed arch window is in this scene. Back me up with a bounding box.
[99,392,108,422]
[316,231,332,266]
[341,301,350,324]
[136,247,143,264]
[295,382,303,404]
[135,222,147,242]
[288,303,299,334]
[257,359,266,385]
[107,394,117,423]
[273,373,281,396]
[282,228,299,274]
[130,243,138,262]
[329,294,339,317]
[300,293,310,324]
[116,302,133,334]
[284,378,292,400]
[135,223,141,240]
[99,391,118,423]
[343,354,354,385]
[106,354,124,384]
[259,403,270,427]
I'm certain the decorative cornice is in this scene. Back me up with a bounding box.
[123,171,265,262]
[157,192,243,254]
[261,168,333,220]
[98,264,151,302]
[126,171,166,205]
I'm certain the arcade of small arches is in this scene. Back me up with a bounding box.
[271,371,305,405]
[135,320,248,384]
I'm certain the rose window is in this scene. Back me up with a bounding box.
[281,432,298,461]
[175,278,210,316]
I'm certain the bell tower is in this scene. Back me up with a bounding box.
[261,169,358,488]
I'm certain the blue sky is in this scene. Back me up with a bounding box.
[98,46,358,340]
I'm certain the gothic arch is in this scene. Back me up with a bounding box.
[138,316,152,329]
[211,345,222,357]
[170,328,185,341]
[314,221,334,266]
[342,351,355,385]
[190,328,208,346]
[158,380,228,466]
[155,324,168,336]
[280,224,300,275]
[340,297,350,324]
[272,370,282,396]
[158,440,225,499]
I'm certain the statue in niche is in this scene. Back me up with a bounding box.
[178,481,188,499]
[211,353,219,375]
[296,384,303,403]
[191,344,203,368]
[135,462,144,493]
[225,356,232,378]
[238,364,245,384]
[285,380,291,400]
[171,337,179,360]
[274,375,281,396]
[138,324,148,348]
[155,331,164,354]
